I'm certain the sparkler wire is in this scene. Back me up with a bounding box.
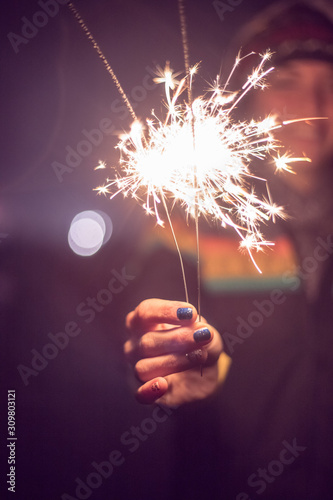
[67,2,137,122]
[161,196,189,303]
[178,0,202,320]
[178,0,192,105]
[68,1,317,334]
[68,1,191,301]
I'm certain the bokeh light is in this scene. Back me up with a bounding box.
[68,210,113,256]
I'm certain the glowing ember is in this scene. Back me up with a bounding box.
[96,53,309,269]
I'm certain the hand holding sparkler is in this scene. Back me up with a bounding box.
[124,299,223,405]
[67,0,320,397]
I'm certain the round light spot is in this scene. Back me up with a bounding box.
[68,210,112,256]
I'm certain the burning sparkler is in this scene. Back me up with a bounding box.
[95,55,306,271]
[68,0,312,314]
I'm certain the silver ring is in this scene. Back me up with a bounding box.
[185,349,203,364]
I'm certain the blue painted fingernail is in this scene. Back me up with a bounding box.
[177,307,193,320]
[193,328,211,343]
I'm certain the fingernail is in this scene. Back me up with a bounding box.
[193,328,211,343]
[177,307,193,320]
[151,381,160,392]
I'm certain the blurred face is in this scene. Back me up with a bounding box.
[252,59,333,191]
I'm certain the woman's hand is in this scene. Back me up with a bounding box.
[124,298,223,406]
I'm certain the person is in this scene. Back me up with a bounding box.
[124,1,333,499]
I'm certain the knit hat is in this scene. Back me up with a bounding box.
[232,1,333,66]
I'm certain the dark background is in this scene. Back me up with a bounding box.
[1,1,273,499]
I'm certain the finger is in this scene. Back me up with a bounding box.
[126,299,197,334]
[135,377,168,404]
[125,323,213,361]
[135,349,209,382]
[205,325,223,362]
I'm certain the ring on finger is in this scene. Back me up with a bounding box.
[185,349,203,364]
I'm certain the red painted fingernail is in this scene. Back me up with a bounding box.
[151,381,160,392]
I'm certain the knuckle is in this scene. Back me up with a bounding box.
[134,359,149,382]
[136,299,151,317]
[125,311,134,330]
[126,309,143,332]
[177,328,192,345]
[123,339,130,354]
[123,340,134,359]
[139,334,154,353]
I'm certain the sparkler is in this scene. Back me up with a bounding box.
[95,56,306,269]
[68,1,311,313]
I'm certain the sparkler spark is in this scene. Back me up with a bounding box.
[67,0,318,378]
[96,54,308,271]
[66,2,311,277]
